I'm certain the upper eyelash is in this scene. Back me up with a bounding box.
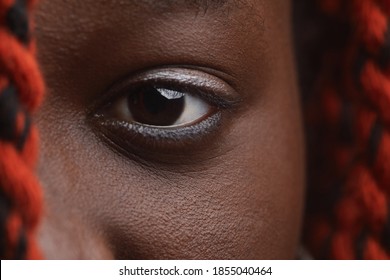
[89,67,242,116]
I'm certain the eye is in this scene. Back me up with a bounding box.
[113,85,213,127]
[88,67,241,159]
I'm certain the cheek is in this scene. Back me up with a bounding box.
[240,98,305,259]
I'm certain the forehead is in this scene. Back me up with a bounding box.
[34,0,269,81]
[33,0,291,113]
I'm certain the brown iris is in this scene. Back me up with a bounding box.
[127,86,185,126]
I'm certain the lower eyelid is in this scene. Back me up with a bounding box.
[88,112,223,163]
[94,111,222,144]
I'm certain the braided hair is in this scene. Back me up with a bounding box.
[304,0,390,259]
[0,0,44,259]
[0,0,389,260]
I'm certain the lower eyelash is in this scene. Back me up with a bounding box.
[94,111,222,144]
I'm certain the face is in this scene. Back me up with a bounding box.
[34,0,305,259]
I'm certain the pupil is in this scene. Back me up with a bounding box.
[127,86,185,126]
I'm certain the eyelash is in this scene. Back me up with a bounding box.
[88,67,240,156]
[94,112,222,147]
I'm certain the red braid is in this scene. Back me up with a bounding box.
[305,0,390,259]
[0,0,44,259]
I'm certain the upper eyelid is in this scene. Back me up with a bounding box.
[90,66,243,115]
[138,68,239,100]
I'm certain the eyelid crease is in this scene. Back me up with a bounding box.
[105,67,242,109]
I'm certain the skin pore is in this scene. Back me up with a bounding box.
[34,0,305,259]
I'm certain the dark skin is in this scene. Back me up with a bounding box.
[34,0,305,259]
